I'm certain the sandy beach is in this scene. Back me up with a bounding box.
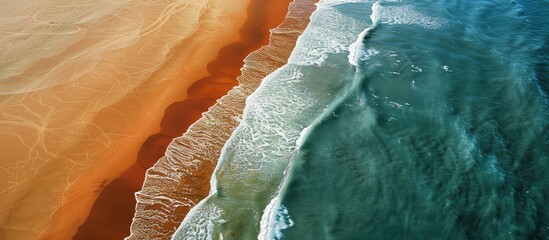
[0,0,251,239]
[73,0,295,239]
[127,0,318,239]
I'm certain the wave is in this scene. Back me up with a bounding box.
[288,2,368,66]
[259,197,294,240]
[348,1,380,66]
[127,1,317,239]
[171,0,381,238]
[277,0,549,238]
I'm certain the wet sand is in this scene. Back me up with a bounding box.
[128,0,318,239]
[72,0,294,239]
[0,0,251,239]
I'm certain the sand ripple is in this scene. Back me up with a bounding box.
[0,0,250,239]
[127,0,317,239]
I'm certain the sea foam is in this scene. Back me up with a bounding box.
[348,1,381,66]
[275,0,549,238]
[259,197,294,240]
[289,3,368,66]
[379,5,446,29]
[172,0,387,238]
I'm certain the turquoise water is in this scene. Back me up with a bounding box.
[173,0,549,239]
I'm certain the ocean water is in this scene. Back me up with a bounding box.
[173,0,549,239]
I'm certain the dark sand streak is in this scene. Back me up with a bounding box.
[73,0,293,239]
[127,0,317,239]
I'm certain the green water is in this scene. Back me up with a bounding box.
[173,0,549,239]
[279,0,549,239]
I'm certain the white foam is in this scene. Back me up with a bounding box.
[379,5,446,29]
[411,64,423,72]
[289,6,367,66]
[258,197,294,240]
[295,126,311,147]
[172,0,369,237]
[442,65,453,72]
[349,46,380,66]
[172,202,224,240]
[316,0,371,9]
[348,2,381,66]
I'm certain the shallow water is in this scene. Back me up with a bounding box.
[173,0,549,239]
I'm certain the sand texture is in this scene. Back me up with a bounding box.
[127,0,318,239]
[0,0,251,239]
[73,0,295,239]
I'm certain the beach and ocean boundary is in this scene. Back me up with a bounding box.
[73,0,297,239]
[128,0,317,239]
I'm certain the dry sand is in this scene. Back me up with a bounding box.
[73,0,295,239]
[127,0,318,239]
[0,0,251,239]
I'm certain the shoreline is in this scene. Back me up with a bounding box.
[72,0,294,239]
[128,0,318,239]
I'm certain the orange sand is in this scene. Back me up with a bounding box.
[0,0,252,239]
[128,0,318,239]
[72,0,294,239]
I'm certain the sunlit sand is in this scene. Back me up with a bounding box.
[0,0,251,239]
[128,0,317,239]
[75,0,298,239]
